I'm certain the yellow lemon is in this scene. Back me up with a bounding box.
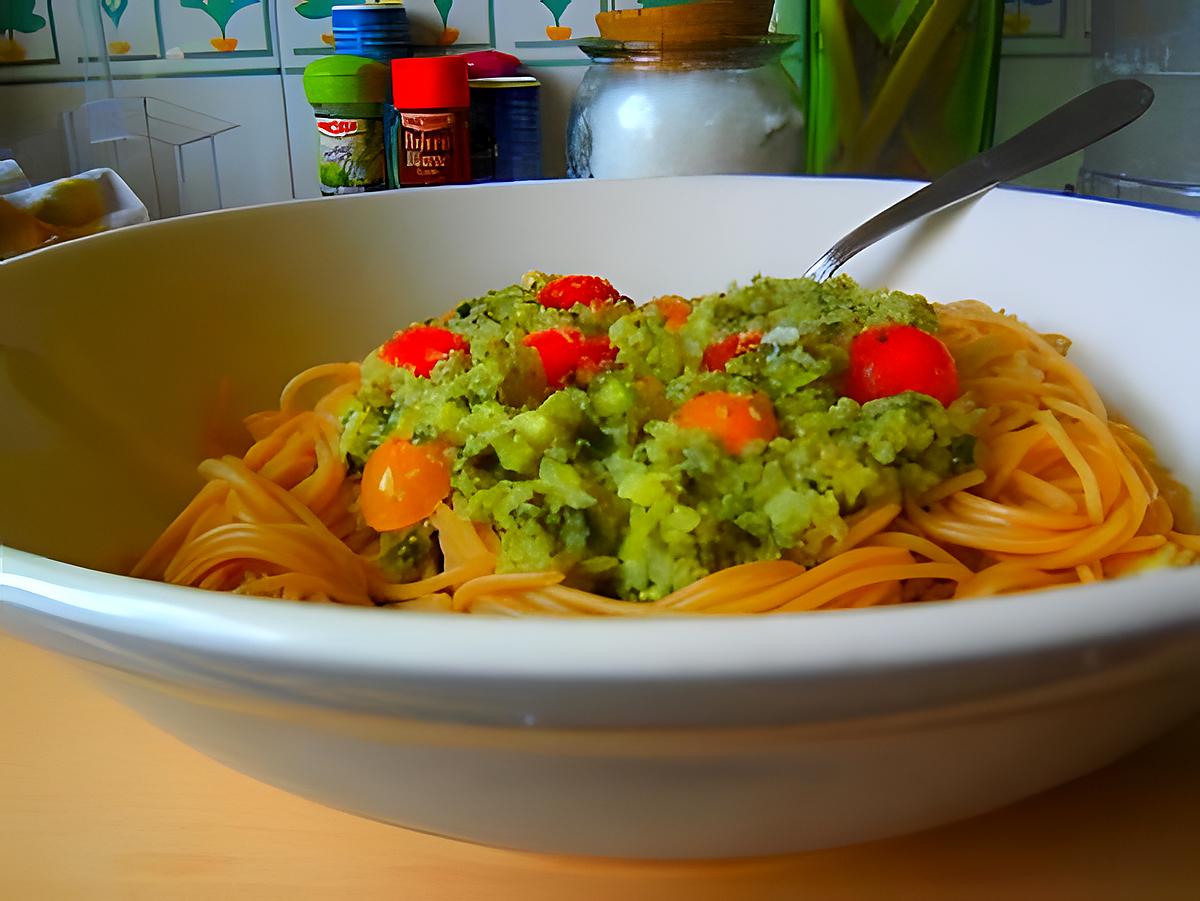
[31,179,106,229]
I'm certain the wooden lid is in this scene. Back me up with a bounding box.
[595,0,775,48]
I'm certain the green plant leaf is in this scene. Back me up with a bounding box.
[540,0,571,27]
[102,0,129,29]
[295,0,335,20]
[851,0,926,45]
[295,0,366,21]
[434,0,453,27]
[180,0,260,37]
[0,0,46,34]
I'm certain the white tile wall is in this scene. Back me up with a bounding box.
[132,73,294,205]
[1,0,609,205]
[281,71,321,200]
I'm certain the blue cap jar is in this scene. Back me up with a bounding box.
[332,3,413,63]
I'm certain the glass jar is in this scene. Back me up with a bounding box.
[566,36,805,179]
[802,0,1003,178]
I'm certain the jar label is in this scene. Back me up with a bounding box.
[397,110,470,186]
[315,115,385,195]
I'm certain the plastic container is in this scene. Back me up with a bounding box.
[388,56,472,188]
[303,55,390,196]
[566,36,804,179]
[0,160,31,195]
[1079,1,1200,210]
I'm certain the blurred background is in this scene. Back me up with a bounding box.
[0,1,1193,221]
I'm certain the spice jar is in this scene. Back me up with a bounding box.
[566,35,804,179]
[302,55,389,196]
[331,1,412,63]
[330,2,413,192]
[388,56,471,188]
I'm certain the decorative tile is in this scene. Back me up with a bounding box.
[493,0,604,55]
[1004,0,1065,38]
[1002,0,1090,56]
[99,0,164,61]
[406,0,491,49]
[160,0,272,57]
[280,0,345,60]
[0,0,58,65]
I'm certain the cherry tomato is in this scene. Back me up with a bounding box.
[673,391,778,455]
[537,275,621,310]
[652,295,692,332]
[379,326,470,378]
[702,331,762,372]
[845,324,959,407]
[360,438,451,532]
[524,328,617,388]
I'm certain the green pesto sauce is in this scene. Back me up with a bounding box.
[340,274,978,601]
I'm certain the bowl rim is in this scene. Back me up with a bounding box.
[4,173,1198,272]
[5,546,1200,682]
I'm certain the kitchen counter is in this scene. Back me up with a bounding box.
[2,634,1198,899]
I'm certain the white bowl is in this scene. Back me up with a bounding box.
[2,176,1200,859]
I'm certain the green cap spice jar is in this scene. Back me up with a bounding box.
[303,54,390,196]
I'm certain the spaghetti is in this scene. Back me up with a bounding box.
[132,297,1198,615]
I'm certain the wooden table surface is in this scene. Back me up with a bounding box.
[3,634,1199,900]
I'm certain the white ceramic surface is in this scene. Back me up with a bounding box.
[1,167,149,235]
[2,177,1200,859]
[0,159,31,195]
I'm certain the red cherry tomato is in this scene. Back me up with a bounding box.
[845,324,959,407]
[702,331,762,372]
[379,326,470,378]
[524,328,617,388]
[537,275,621,310]
[578,335,619,375]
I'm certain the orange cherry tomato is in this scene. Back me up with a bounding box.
[673,391,779,455]
[652,295,692,332]
[359,438,451,532]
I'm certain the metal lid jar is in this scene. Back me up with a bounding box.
[566,35,804,179]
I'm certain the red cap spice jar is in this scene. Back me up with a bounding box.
[388,56,472,188]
